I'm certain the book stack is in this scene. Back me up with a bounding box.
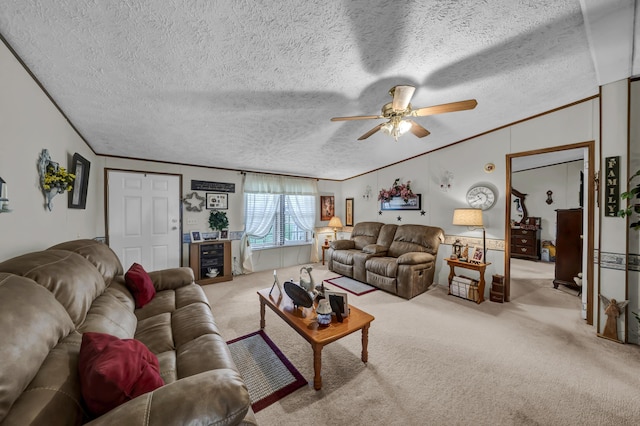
[450,275,479,302]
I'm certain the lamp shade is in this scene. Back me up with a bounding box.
[452,208,483,227]
[328,216,343,228]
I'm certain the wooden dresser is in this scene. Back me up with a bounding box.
[510,217,541,260]
[553,208,583,290]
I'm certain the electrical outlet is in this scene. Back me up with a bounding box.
[186,218,197,225]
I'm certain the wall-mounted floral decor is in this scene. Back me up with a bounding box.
[38,149,75,211]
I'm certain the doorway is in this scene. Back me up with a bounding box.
[505,141,595,325]
[106,170,182,271]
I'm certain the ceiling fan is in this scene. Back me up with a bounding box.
[331,85,477,141]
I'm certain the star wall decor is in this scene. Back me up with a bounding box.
[397,216,402,221]
[183,192,205,212]
[378,210,382,215]
[420,210,426,216]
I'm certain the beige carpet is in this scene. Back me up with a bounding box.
[202,262,640,426]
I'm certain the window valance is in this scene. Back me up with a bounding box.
[243,172,318,195]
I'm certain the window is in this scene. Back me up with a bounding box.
[246,194,315,248]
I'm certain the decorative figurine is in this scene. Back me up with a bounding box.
[599,294,628,343]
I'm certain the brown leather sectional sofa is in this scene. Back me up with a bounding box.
[0,239,256,425]
[327,222,445,299]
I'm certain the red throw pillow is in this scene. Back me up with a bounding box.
[124,263,156,308]
[78,332,164,417]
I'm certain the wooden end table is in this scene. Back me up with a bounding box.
[445,258,491,304]
[258,288,374,390]
[321,244,330,265]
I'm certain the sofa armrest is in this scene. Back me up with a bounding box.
[330,240,355,250]
[362,244,388,255]
[86,369,252,426]
[148,267,195,291]
[396,252,435,265]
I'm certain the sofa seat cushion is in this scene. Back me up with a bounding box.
[79,332,164,417]
[135,313,174,354]
[177,334,238,379]
[125,263,156,308]
[365,257,398,277]
[332,249,357,266]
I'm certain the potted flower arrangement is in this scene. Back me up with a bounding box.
[378,178,416,203]
[617,169,640,230]
[43,164,75,192]
[208,210,229,238]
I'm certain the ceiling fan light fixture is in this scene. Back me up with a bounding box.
[381,118,412,141]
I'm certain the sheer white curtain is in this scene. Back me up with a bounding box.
[286,195,319,263]
[240,173,318,273]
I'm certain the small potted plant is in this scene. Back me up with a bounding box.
[618,169,640,230]
[208,210,229,238]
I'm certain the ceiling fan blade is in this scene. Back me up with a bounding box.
[406,120,430,138]
[358,123,384,140]
[391,85,416,111]
[411,99,478,117]
[331,115,383,121]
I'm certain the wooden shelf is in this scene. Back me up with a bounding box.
[189,240,232,285]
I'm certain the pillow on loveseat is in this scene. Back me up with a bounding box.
[124,262,156,308]
[78,332,164,417]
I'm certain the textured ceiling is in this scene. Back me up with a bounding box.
[0,1,637,180]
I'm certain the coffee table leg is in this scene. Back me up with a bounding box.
[260,298,266,329]
[361,324,369,363]
[313,343,322,390]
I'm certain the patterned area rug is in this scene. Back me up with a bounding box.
[324,276,377,296]
[227,330,307,412]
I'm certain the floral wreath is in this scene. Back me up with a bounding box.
[378,178,416,203]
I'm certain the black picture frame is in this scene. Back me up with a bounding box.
[206,193,228,209]
[68,153,90,209]
[345,198,354,226]
[380,194,421,211]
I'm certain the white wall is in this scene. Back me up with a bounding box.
[0,40,102,260]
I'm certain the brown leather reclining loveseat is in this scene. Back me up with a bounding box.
[327,222,444,299]
[0,239,256,425]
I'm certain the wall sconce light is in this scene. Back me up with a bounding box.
[440,171,454,192]
[0,176,11,213]
[362,185,372,200]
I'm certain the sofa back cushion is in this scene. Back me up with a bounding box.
[0,250,106,326]
[351,222,384,250]
[387,225,445,258]
[0,273,75,423]
[376,224,398,249]
[49,239,124,285]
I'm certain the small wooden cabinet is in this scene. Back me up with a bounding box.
[510,226,541,260]
[553,208,583,290]
[189,240,232,285]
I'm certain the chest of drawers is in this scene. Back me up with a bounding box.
[510,227,541,260]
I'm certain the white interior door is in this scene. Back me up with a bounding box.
[107,170,181,271]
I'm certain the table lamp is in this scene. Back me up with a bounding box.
[328,216,343,240]
[452,208,485,259]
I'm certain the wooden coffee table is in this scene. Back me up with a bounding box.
[258,287,374,390]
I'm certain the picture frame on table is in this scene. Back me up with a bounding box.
[469,246,484,264]
[380,194,422,211]
[220,229,228,239]
[270,270,283,296]
[320,195,335,221]
[68,153,90,209]
[345,197,354,226]
[325,290,349,318]
[206,193,228,210]
[190,230,203,243]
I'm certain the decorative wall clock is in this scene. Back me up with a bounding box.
[466,184,497,210]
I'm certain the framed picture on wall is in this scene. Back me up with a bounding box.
[320,195,335,221]
[380,194,421,211]
[68,153,90,209]
[206,193,228,209]
[345,198,354,226]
